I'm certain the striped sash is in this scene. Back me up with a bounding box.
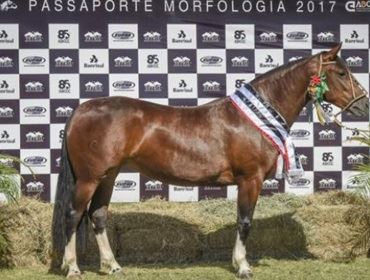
[230,84,304,182]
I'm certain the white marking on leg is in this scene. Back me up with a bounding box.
[95,229,122,274]
[232,232,252,277]
[62,232,81,277]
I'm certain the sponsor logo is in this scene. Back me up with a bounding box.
[0,80,14,94]
[55,56,73,68]
[345,56,363,67]
[26,181,44,193]
[318,129,336,140]
[114,180,136,190]
[0,130,15,144]
[0,0,17,11]
[145,180,163,191]
[146,54,159,68]
[263,179,279,189]
[173,186,194,191]
[318,178,337,189]
[202,31,220,42]
[26,131,44,143]
[235,79,246,89]
[260,55,279,68]
[55,106,73,117]
[112,31,134,41]
[0,56,13,68]
[289,129,310,139]
[58,129,64,144]
[345,30,365,43]
[112,80,135,91]
[286,31,309,42]
[346,128,360,141]
[173,79,193,93]
[143,31,161,42]
[85,81,103,92]
[172,30,192,43]
[24,31,43,42]
[321,103,333,114]
[0,106,14,118]
[322,152,334,166]
[346,177,360,189]
[288,56,303,62]
[290,178,311,187]
[84,31,102,42]
[57,29,70,43]
[173,56,191,67]
[23,56,46,66]
[23,106,46,116]
[345,0,370,12]
[231,56,249,67]
[58,79,71,94]
[25,81,44,93]
[347,153,365,164]
[202,81,220,92]
[144,81,162,92]
[24,156,47,166]
[84,55,104,68]
[200,56,223,66]
[114,56,132,67]
[0,30,14,43]
[234,30,246,44]
[259,32,277,42]
[317,32,335,43]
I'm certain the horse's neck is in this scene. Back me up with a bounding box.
[251,59,312,128]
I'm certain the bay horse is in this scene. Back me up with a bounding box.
[52,44,369,279]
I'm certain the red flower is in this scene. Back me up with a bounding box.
[310,75,321,86]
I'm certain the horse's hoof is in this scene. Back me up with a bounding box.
[109,266,122,275]
[236,269,253,279]
[66,270,82,279]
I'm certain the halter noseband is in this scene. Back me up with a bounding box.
[308,53,368,130]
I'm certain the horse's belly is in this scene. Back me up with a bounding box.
[125,156,233,186]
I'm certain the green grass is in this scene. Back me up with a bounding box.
[1,258,370,280]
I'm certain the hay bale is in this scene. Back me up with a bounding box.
[0,197,52,267]
[0,191,369,268]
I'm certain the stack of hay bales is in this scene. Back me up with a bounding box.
[0,198,52,267]
[0,191,369,268]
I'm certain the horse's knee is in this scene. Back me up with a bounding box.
[65,208,83,240]
[238,216,252,240]
[89,207,108,234]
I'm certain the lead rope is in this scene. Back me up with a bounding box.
[309,54,369,132]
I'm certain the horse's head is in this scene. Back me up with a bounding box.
[314,44,369,117]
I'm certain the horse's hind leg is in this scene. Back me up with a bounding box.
[232,176,263,279]
[88,169,122,275]
[63,180,98,279]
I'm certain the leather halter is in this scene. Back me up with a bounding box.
[308,54,368,131]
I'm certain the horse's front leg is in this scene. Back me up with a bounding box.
[232,176,262,279]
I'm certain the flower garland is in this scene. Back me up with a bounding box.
[308,73,329,103]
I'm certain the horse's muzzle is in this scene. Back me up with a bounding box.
[347,96,369,117]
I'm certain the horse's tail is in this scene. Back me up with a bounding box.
[51,119,88,269]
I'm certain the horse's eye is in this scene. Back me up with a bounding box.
[338,72,346,77]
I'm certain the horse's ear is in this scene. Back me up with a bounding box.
[322,42,342,61]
